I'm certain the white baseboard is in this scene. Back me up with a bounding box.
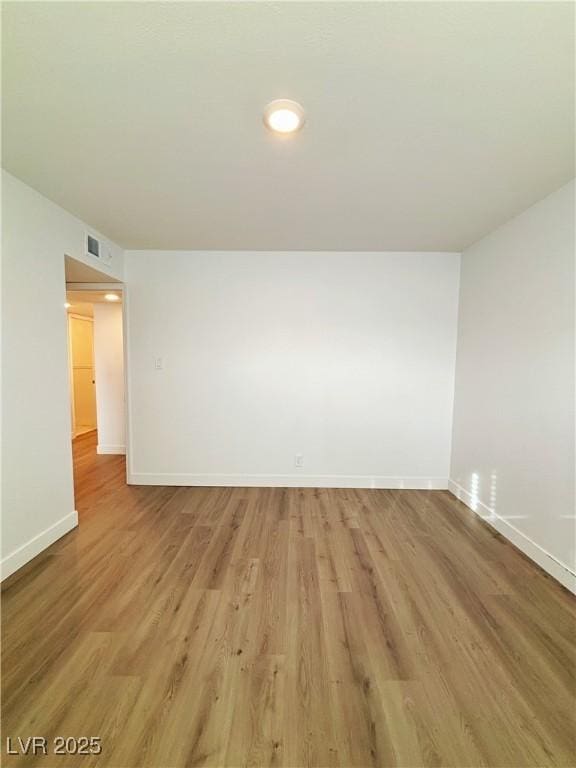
[97,445,126,455]
[448,480,576,594]
[1,511,78,582]
[128,472,449,490]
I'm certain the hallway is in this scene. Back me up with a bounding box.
[72,431,126,515]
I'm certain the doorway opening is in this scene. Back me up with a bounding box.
[65,255,126,512]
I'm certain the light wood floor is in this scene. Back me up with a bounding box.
[2,432,575,767]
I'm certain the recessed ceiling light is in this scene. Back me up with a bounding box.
[263,99,305,134]
[104,293,120,302]
[65,302,72,308]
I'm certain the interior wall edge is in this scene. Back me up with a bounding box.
[0,511,78,582]
[448,479,576,594]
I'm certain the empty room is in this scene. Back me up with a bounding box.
[1,2,574,767]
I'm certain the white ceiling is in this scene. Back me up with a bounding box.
[66,290,123,318]
[65,255,122,284]
[2,2,574,252]
[67,290,122,305]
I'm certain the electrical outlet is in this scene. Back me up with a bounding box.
[154,357,163,370]
[295,454,304,468]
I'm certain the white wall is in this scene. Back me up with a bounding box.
[93,302,125,454]
[1,171,124,579]
[125,250,460,487]
[450,180,575,592]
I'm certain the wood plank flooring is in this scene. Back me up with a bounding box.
[2,431,575,767]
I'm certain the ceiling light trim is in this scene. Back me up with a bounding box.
[263,99,305,135]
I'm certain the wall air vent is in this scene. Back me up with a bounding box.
[87,234,100,259]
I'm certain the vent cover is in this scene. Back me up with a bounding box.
[87,234,100,259]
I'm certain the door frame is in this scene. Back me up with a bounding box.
[65,282,128,470]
